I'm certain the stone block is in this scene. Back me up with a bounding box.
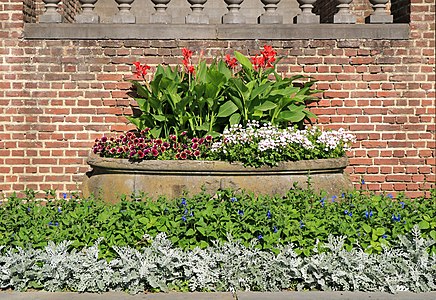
[39,12,63,23]
[112,12,136,24]
[334,13,356,24]
[366,14,393,24]
[75,13,100,24]
[294,13,319,24]
[258,13,283,24]
[222,12,245,24]
[186,13,209,24]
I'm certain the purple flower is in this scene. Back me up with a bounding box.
[238,209,244,216]
[230,197,237,203]
[382,234,388,239]
[400,201,405,209]
[63,193,67,199]
[181,215,187,222]
[299,220,305,228]
[273,226,278,233]
[361,179,365,185]
[387,193,393,199]
[257,234,263,240]
[181,198,187,206]
[266,210,272,219]
[331,195,337,202]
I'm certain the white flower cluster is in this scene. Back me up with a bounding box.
[212,121,355,154]
[317,128,357,152]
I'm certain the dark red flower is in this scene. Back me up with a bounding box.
[205,135,213,142]
[192,143,198,150]
[180,152,187,159]
[194,150,200,157]
[151,148,159,157]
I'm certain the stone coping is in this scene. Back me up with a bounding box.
[87,155,349,175]
[23,24,409,40]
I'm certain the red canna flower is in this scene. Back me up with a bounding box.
[187,65,195,74]
[182,48,193,60]
[225,54,238,69]
[251,55,265,71]
[261,45,276,68]
[182,48,195,74]
[133,62,151,79]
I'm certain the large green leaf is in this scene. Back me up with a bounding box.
[217,100,238,118]
[254,101,277,111]
[234,51,253,71]
[277,110,306,123]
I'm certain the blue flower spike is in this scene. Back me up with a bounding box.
[238,209,244,216]
[63,193,67,199]
[266,210,272,219]
[273,226,278,233]
[181,198,187,206]
[331,195,337,202]
[400,201,405,209]
[230,197,237,203]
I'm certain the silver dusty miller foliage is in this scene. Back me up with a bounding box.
[0,226,434,294]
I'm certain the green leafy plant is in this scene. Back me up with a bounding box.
[1,188,434,260]
[218,47,321,129]
[127,46,320,138]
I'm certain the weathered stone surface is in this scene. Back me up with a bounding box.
[82,155,353,203]
[23,23,410,40]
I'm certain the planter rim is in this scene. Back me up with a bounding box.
[87,154,349,176]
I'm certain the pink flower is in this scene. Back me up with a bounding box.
[151,148,159,157]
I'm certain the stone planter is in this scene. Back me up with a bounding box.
[82,155,352,203]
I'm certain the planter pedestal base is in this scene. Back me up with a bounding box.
[82,156,353,203]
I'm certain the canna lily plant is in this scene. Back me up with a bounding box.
[127,46,321,138]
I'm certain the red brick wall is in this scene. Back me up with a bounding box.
[0,0,434,198]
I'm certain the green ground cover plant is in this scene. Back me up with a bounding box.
[0,227,434,293]
[1,187,434,261]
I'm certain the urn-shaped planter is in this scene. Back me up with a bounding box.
[82,155,353,203]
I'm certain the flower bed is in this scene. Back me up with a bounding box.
[0,189,435,293]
